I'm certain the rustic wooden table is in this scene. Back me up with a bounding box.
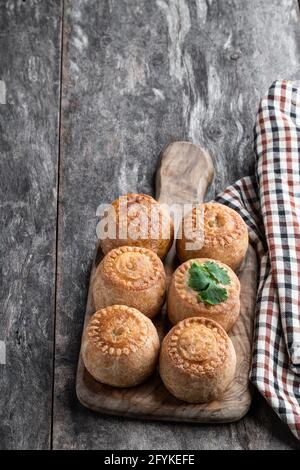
[1,0,300,450]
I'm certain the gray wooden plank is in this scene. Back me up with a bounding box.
[54,0,300,449]
[0,0,62,449]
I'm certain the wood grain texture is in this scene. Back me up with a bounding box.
[54,0,300,449]
[0,0,62,449]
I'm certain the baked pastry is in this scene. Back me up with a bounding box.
[99,193,174,259]
[92,246,166,318]
[82,305,160,387]
[176,202,248,270]
[167,258,240,331]
[159,317,236,403]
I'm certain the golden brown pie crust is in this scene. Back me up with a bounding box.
[92,246,166,318]
[176,202,248,270]
[100,193,174,259]
[167,258,240,331]
[82,305,160,387]
[159,317,236,403]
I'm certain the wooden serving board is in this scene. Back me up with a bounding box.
[76,142,257,423]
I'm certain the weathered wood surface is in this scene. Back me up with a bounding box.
[53,0,300,450]
[0,0,62,449]
[77,142,256,424]
[1,0,300,451]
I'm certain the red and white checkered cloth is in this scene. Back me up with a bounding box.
[216,80,300,440]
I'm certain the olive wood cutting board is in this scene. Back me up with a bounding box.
[76,141,257,423]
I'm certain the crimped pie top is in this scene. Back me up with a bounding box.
[166,317,229,376]
[182,202,247,247]
[100,246,165,289]
[173,258,240,308]
[85,306,149,357]
[111,193,168,241]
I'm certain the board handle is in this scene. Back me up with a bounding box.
[156,141,214,208]
[155,141,215,279]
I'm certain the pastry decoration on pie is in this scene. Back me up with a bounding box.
[99,193,174,259]
[92,246,166,319]
[82,305,160,387]
[176,202,248,270]
[159,317,236,403]
[167,258,240,331]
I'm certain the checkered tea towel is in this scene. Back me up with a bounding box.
[216,80,300,440]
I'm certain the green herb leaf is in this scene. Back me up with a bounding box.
[198,283,228,305]
[187,260,230,306]
[203,261,231,285]
[188,263,211,291]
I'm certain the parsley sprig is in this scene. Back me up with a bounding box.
[188,261,231,306]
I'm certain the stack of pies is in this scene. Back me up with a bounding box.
[82,194,249,402]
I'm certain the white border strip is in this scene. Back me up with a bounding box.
[0,80,6,104]
[0,341,6,365]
